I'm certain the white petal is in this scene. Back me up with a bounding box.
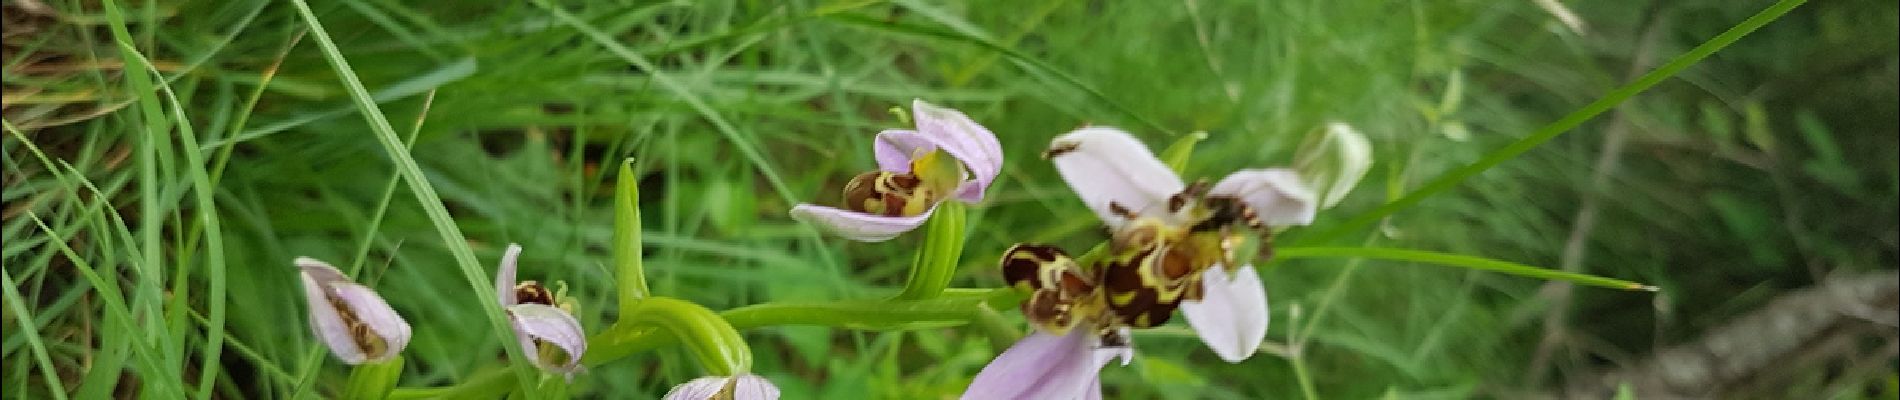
[872,129,932,173]
[1180,264,1269,363]
[730,374,781,400]
[1048,127,1185,228]
[788,203,934,242]
[330,283,412,362]
[497,244,523,306]
[961,330,1101,400]
[663,376,730,400]
[508,303,587,373]
[912,100,1004,203]
[1210,169,1317,227]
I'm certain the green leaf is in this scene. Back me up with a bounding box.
[1705,192,1786,267]
[1161,131,1211,175]
[613,159,650,313]
[1437,70,1466,116]
[1698,99,1736,150]
[1613,382,1638,400]
[1743,100,1777,153]
[1275,247,1655,291]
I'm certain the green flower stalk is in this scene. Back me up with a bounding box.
[610,297,781,399]
[343,356,404,400]
[895,201,969,300]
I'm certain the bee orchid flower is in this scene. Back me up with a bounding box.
[1048,127,1318,362]
[790,99,1004,242]
[295,257,412,365]
[496,244,588,376]
[663,374,781,400]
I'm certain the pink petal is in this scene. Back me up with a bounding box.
[661,375,776,400]
[1210,169,1317,227]
[508,303,587,374]
[1080,333,1132,400]
[730,374,781,400]
[961,330,1103,400]
[497,244,523,306]
[788,203,934,242]
[911,100,1004,203]
[872,130,933,173]
[1048,127,1185,228]
[663,376,729,400]
[296,257,411,364]
[1179,264,1269,363]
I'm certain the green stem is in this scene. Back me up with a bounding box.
[1295,0,1808,245]
[344,357,405,400]
[1289,353,1320,400]
[617,297,750,376]
[723,296,992,329]
[613,159,651,314]
[895,201,968,300]
[402,293,1001,396]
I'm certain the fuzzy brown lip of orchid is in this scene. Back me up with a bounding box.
[789,99,1003,242]
[295,257,411,365]
[495,244,588,377]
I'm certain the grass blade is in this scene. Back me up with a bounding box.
[0,267,69,400]
[1276,247,1655,291]
[285,0,542,396]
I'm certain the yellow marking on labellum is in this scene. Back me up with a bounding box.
[1109,291,1137,306]
[838,150,963,217]
[999,243,1112,335]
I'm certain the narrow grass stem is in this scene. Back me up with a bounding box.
[1277,247,1654,291]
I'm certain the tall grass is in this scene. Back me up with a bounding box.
[3,0,1893,398]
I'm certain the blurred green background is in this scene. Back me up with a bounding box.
[4,0,1895,398]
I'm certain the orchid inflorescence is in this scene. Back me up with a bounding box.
[291,99,1367,399]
